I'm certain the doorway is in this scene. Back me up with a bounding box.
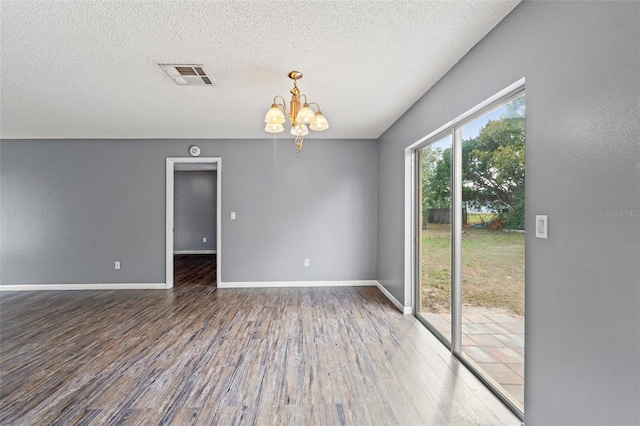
[165,157,221,288]
[412,86,525,417]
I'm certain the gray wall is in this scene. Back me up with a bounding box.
[0,138,378,284]
[174,170,217,252]
[377,1,639,425]
[2,2,638,424]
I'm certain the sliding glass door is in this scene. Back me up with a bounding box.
[460,97,525,411]
[416,135,453,344]
[414,92,525,415]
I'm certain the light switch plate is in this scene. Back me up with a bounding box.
[535,215,548,239]
[231,212,236,220]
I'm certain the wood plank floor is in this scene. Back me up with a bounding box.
[174,254,216,287]
[0,285,519,425]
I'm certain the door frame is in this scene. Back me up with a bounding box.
[404,79,526,418]
[165,157,222,288]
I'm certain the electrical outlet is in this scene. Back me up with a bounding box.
[114,261,120,270]
[203,237,207,243]
[304,259,310,267]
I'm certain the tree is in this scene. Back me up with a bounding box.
[463,117,525,216]
[424,147,451,209]
[420,97,526,229]
[421,123,525,229]
[420,146,450,227]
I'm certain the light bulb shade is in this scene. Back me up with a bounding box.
[290,124,309,136]
[296,104,315,124]
[309,111,329,131]
[264,104,285,124]
[265,123,285,133]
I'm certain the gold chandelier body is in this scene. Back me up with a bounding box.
[264,71,329,153]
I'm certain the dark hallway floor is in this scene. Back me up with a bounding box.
[174,254,216,287]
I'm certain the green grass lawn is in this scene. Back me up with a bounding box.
[419,223,525,315]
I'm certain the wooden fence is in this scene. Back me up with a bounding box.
[425,207,467,225]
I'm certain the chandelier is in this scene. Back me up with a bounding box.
[264,71,329,153]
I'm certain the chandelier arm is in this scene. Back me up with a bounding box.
[307,101,321,112]
[273,95,289,116]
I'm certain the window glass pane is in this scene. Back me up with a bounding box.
[417,135,452,343]
[460,95,525,411]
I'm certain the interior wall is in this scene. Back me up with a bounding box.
[376,1,639,425]
[174,170,217,252]
[0,138,378,285]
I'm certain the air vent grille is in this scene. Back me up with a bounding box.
[159,64,214,86]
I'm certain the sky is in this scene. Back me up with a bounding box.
[429,104,506,150]
[462,105,505,140]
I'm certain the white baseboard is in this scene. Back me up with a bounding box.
[375,281,413,314]
[0,283,168,291]
[218,280,378,289]
[173,250,216,254]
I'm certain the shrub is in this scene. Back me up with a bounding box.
[501,197,525,230]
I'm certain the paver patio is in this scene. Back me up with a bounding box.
[423,307,524,410]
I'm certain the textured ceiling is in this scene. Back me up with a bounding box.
[0,0,520,140]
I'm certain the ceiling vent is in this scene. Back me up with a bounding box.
[159,64,214,86]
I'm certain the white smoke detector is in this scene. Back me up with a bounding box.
[159,64,214,86]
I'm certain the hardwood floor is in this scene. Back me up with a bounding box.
[174,254,217,287]
[0,285,519,425]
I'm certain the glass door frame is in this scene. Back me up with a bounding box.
[409,81,525,419]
